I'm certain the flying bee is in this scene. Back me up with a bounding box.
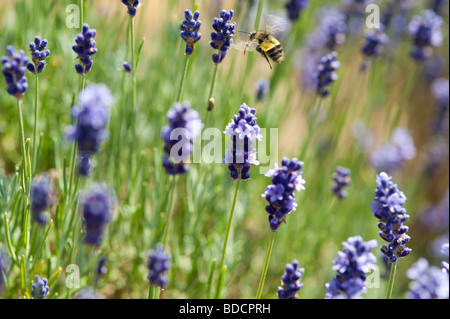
[232,15,288,69]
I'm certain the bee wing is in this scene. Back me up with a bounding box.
[231,38,258,52]
[264,15,290,38]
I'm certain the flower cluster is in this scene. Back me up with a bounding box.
[370,172,412,263]
[121,0,140,17]
[331,166,351,199]
[30,176,53,225]
[210,10,236,64]
[361,28,388,58]
[308,7,347,53]
[316,51,340,98]
[325,236,377,299]
[123,61,132,73]
[224,103,262,180]
[66,84,114,176]
[26,36,50,74]
[262,158,305,231]
[255,78,269,101]
[31,275,49,299]
[147,244,171,288]
[277,260,305,299]
[81,184,114,246]
[406,258,449,299]
[72,24,97,75]
[1,45,28,99]
[180,10,202,56]
[370,128,416,173]
[285,0,308,22]
[408,10,443,61]
[161,102,202,175]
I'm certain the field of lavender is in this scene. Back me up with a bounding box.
[0,0,448,301]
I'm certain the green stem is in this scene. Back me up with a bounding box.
[386,261,398,299]
[16,99,27,192]
[256,231,275,299]
[177,56,190,102]
[128,17,137,201]
[215,178,241,298]
[162,176,177,247]
[32,74,39,175]
[299,97,323,160]
[206,64,219,113]
[254,0,265,30]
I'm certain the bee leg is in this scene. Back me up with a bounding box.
[262,52,272,69]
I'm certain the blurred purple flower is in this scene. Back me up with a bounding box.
[325,236,377,299]
[406,258,449,299]
[408,10,443,61]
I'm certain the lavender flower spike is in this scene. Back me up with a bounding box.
[332,166,351,199]
[121,0,140,17]
[278,260,305,299]
[162,102,202,175]
[72,24,97,75]
[26,36,50,74]
[224,103,262,180]
[180,9,202,56]
[81,184,115,246]
[408,9,443,61]
[370,172,412,263]
[30,175,53,225]
[262,157,305,231]
[316,52,340,98]
[210,9,236,64]
[285,0,308,22]
[31,275,49,299]
[325,236,377,299]
[66,84,114,176]
[147,244,171,288]
[406,258,449,299]
[1,45,29,99]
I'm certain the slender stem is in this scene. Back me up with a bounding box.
[162,176,177,247]
[128,16,137,200]
[254,0,265,30]
[214,178,241,299]
[256,231,275,299]
[32,74,39,175]
[206,64,219,112]
[68,76,85,203]
[386,261,398,299]
[177,56,190,102]
[80,0,84,27]
[299,97,322,160]
[16,99,27,192]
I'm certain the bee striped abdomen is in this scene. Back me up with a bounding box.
[267,44,284,63]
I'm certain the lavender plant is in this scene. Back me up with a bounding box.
[405,258,449,299]
[66,84,114,176]
[80,184,115,246]
[30,275,49,299]
[161,102,202,175]
[277,260,305,299]
[325,236,377,299]
[408,9,443,62]
[30,176,52,225]
[331,166,351,199]
[121,0,140,17]
[72,24,97,75]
